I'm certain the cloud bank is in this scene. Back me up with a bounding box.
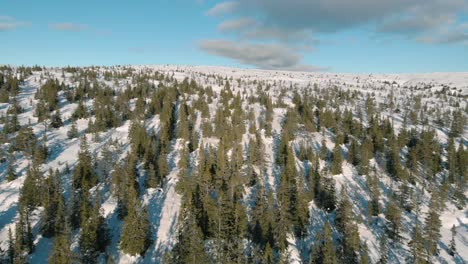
[49,23,88,32]
[0,16,29,31]
[200,0,468,71]
[199,39,326,71]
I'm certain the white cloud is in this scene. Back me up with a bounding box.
[199,39,326,71]
[218,17,255,32]
[49,23,88,32]
[200,0,468,71]
[418,29,468,44]
[0,16,29,31]
[205,1,238,16]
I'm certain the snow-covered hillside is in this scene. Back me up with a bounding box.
[0,65,466,264]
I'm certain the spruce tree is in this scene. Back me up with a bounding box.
[50,110,63,128]
[347,139,359,166]
[424,192,441,256]
[330,144,342,175]
[7,228,14,264]
[73,136,97,191]
[14,208,34,262]
[319,222,338,264]
[378,234,388,264]
[120,198,152,256]
[386,138,403,180]
[49,232,73,264]
[67,121,79,139]
[80,197,110,263]
[385,198,401,241]
[336,188,360,263]
[320,139,328,161]
[335,188,352,234]
[263,242,274,264]
[41,169,63,238]
[408,224,425,264]
[318,176,336,212]
[359,137,373,175]
[18,166,41,211]
[360,242,369,264]
[448,224,457,256]
[6,161,16,182]
[172,210,209,264]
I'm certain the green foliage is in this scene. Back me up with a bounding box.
[0,67,464,263]
[378,234,388,264]
[310,222,338,264]
[330,144,343,175]
[50,110,63,128]
[6,161,16,182]
[408,224,425,264]
[18,166,41,210]
[448,225,457,256]
[80,197,110,263]
[41,169,64,238]
[120,201,152,256]
[171,210,209,264]
[385,197,402,241]
[14,208,34,263]
[73,136,97,191]
[67,121,79,139]
[424,192,442,256]
[35,79,63,112]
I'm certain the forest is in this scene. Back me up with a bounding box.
[0,65,466,264]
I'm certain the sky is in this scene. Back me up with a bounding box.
[0,0,467,73]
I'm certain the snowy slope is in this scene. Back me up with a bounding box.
[0,65,466,263]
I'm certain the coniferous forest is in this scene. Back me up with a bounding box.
[0,65,466,263]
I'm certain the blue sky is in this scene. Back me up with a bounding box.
[0,0,467,73]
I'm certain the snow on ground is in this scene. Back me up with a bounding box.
[0,66,466,263]
[142,139,182,264]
